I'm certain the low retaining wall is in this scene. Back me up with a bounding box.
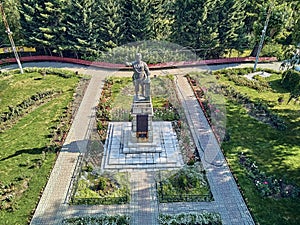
[0,55,277,70]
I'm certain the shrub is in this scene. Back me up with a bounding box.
[281,70,300,92]
[261,42,284,60]
[158,211,222,225]
[62,214,130,225]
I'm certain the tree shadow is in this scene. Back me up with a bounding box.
[0,147,46,161]
[0,139,90,162]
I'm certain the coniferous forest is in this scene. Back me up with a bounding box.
[0,0,299,61]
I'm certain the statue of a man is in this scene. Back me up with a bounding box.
[125,53,151,98]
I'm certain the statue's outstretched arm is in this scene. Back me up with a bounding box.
[125,61,133,66]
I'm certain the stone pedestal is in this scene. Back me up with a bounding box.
[131,96,154,143]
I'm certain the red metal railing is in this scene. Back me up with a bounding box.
[0,55,277,69]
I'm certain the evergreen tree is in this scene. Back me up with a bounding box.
[218,0,248,56]
[149,0,173,40]
[171,0,220,59]
[65,0,97,58]
[120,0,152,43]
[19,0,43,48]
[20,0,68,55]
[93,0,123,51]
[0,0,22,45]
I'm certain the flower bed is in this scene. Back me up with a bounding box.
[62,214,130,225]
[71,168,130,205]
[239,153,299,198]
[157,164,212,203]
[158,211,222,225]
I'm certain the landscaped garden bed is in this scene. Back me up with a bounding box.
[0,69,85,224]
[157,164,213,203]
[96,75,200,164]
[62,214,130,225]
[71,165,130,205]
[158,211,222,225]
[187,68,300,225]
[92,75,212,205]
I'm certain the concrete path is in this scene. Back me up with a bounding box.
[25,62,275,224]
[30,72,108,225]
[130,171,158,225]
[169,75,254,224]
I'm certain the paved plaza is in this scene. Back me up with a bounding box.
[25,63,271,225]
[102,121,184,171]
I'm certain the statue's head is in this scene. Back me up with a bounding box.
[135,53,142,62]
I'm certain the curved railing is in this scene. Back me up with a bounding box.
[0,55,277,70]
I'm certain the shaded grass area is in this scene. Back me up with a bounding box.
[0,71,80,225]
[199,68,300,225]
[223,102,300,225]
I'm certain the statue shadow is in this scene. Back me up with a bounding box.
[0,140,89,162]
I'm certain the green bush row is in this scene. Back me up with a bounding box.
[86,41,198,64]
[226,74,270,92]
[213,85,287,130]
[72,195,129,205]
[0,90,58,124]
[157,164,212,203]
[62,214,130,225]
[158,211,222,225]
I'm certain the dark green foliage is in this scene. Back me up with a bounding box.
[94,177,107,191]
[93,0,123,51]
[281,70,300,92]
[281,70,300,103]
[65,0,98,58]
[226,74,270,92]
[158,212,222,225]
[157,165,212,203]
[62,214,130,225]
[1,0,299,60]
[218,0,248,54]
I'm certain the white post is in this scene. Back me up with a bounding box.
[0,3,23,74]
[254,4,273,72]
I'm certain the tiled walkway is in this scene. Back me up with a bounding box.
[30,69,255,225]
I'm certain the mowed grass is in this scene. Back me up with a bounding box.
[223,102,300,225]
[0,71,80,224]
[189,69,300,224]
[212,70,300,224]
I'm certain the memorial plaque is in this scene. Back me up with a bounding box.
[137,115,148,138]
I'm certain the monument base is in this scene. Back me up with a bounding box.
[101,121,183,171]
[122,123,161,153]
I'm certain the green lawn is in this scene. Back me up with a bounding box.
[0,70,80,225]
[190,69,300,225]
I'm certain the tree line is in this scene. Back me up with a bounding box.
[0,0,299,60]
